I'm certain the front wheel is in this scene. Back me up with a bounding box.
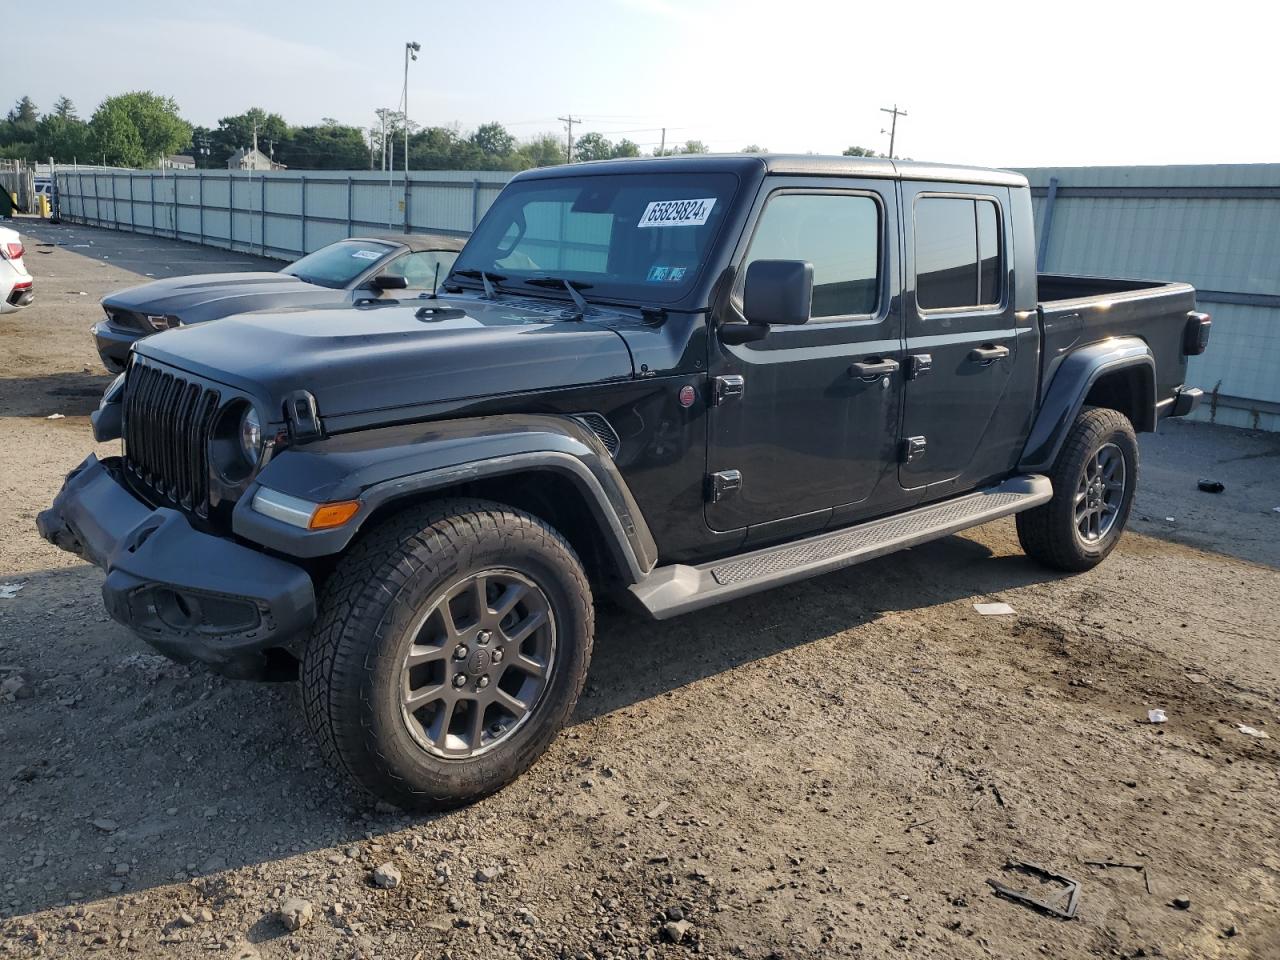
[302,499,594,810]
[1017,407,1138,572]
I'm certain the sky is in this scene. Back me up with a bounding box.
[3,0,1275,168]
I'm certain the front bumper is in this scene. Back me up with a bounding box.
[37,455,316,679]
[92,320,142,373]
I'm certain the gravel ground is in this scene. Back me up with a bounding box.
[1,220,1278,960]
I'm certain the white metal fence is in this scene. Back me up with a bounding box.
[52,167,515,260]
[1017,163,1280,432]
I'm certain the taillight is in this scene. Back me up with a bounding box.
[1183,311,1212,355]
[1,242,22,260]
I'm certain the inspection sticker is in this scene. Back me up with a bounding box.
[351,249,383,260]
[637,197,716,228]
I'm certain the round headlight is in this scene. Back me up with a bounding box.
[239,407,262,464]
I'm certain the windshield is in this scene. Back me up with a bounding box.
[282,240,397,289]
[451,171,739,304]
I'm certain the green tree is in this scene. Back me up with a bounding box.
[740,144,767,153]
[212,108,288,167]
[515,132,566,168]
[679,139,709,154]
[611,138,640,158]
[90,92,191,166]
[470,122,515,158]
[90,99,145,166]
[842,145,885,158]
[51,96,78,120]
[6,96,38,126]
[573,131,614,163]
[280,124,369,169]
[35,110,92,161]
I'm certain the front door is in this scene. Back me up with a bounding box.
[899,184,1020,492]
[706,180,904,533]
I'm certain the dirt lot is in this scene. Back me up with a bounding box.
[1,220,1278,960]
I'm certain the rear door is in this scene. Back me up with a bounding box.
[706,178,904,534]
[899,185,1020,491]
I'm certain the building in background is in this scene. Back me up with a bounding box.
[161,154,195,170]
[226,147,286,172]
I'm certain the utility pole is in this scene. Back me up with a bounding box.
[558,114,581,163]
[403,40,420,233]
[879,104,907,159]
[658,127,666,156]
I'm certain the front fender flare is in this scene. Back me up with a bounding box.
[232,414,658,582]
[1019,336,1155,474]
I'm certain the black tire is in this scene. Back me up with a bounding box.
[302,498,594,810]
[1017,406,1138,572]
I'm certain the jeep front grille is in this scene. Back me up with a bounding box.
[123,361,220,516]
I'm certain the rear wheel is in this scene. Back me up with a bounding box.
[1017,407,1138,572]
[302,499,593,809]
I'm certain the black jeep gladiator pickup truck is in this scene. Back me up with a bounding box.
[38,155,1210,809]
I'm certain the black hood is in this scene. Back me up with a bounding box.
[102,272,343,323]
[135,296,636,420]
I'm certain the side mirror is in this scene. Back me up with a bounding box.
[742,259,813,326]
[371,274,409,291]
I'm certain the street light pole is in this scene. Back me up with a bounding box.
[403,41,420,234]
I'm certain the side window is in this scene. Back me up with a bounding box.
[382,250,460,290]
[742,193,880,318]
[914,196,1003,310]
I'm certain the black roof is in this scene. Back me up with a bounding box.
[362,232,469,253]
[513,153,1027,189]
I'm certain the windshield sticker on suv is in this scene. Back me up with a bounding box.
[646,265,689,283]
[351,249,383,260]
[637,198,716,228]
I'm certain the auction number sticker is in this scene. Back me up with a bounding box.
[351,249,383,260]
[637,198,716,228]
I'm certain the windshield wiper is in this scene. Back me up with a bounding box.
[451,269,507,300]
[523,276,594,319]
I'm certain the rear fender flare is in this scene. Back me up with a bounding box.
[1019,336,1155,474]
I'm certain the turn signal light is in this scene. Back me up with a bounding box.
[309,500,360,530]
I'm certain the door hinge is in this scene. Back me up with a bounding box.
[713,375,745,405]
[899,436,927,463]
[906,353,933,379]
[707,469,742,503]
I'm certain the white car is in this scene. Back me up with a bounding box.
[0,226,33,313]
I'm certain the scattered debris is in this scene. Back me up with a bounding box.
[474,865,502,884]
[974,602,1016,616]
[45,413,65,420]
[91,819,118,833]
[1224,924,1239,938]
[662,919,693,943]
[371,862,402,889]
[1165,516,1176,523]
[986,861,1080,920]
[1237,725,1270,739]
[278,897,313,931]
[1185,672,1209,684]
[1197,479,1225,493]
[646,800,671,820]
[0,583,24,599]
[1171,895,1192,910]
[1147,709,1168,724]
[1083,859,1144,871]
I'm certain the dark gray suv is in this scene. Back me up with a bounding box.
[92,233,466,371]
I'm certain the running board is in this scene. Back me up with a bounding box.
[630,474,1052,620]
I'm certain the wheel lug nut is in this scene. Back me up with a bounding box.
[477,676,490,689]
[452,673,467,688]
[477,630,492,646]
[491,648,504,663]
[454,645,468,659]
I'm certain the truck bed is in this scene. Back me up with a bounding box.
[1035,273,1197,404]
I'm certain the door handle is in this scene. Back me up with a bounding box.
[849,357,900,379]
[969,344,1011,363]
